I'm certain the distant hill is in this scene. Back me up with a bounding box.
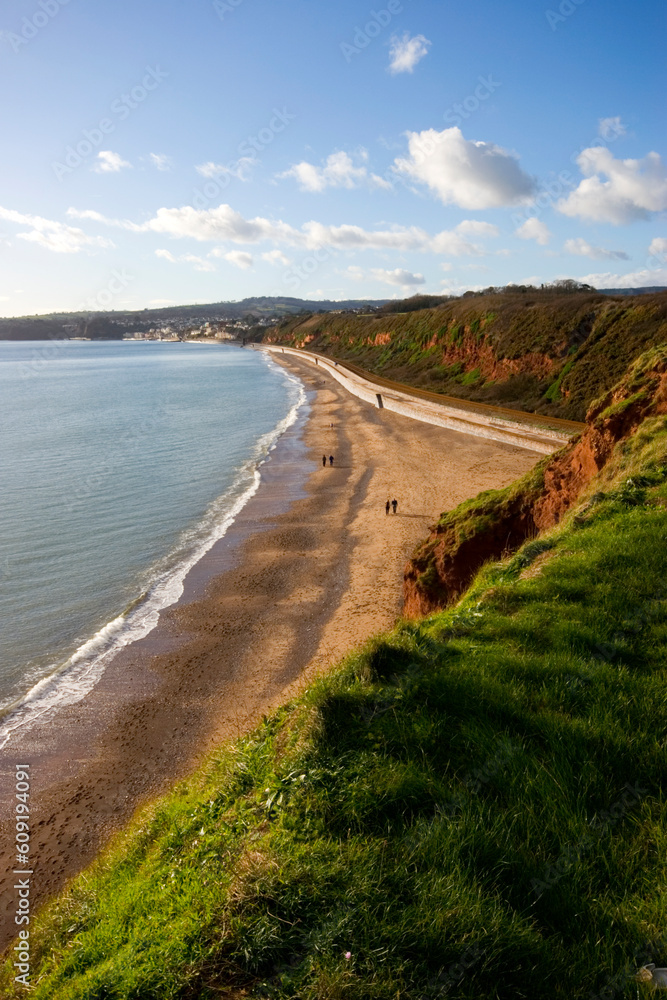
[265,287,667,422]
[0,297,389,341]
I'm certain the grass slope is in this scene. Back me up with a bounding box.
[267,290,667,421]
[4,421,667,998]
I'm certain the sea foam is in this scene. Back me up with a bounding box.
[0,356,306,750]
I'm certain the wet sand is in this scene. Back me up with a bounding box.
[0,354,539,950]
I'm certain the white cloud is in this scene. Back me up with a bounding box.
[557,147,667,224]
[195,158,255,182]
[577,266,667,289]
[388,32,431,74]
[67,208,119,225]
[371,267,426,287]
[455,220,499,237]
[649,237,667,257]
[155,248,215,271]
[279,150,391,193]
[149,153,172,171]
[93,150,132,173]
[68,203,489,255]
[183,253,216,272]
[196,161,226,179]
[281,151,365,192]
[261,250,291,266]
[430,231,485,256]
[369,173,394,191]
[395,127,536,209]
[222,250,254,269]
[598,117,627,141]
[515,218,552,245]
[563,237,629,260]
[440,280,484,295]
[0,205,114,254]
[343,265,365,281]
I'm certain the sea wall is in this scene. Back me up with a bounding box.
[260,345,574,455]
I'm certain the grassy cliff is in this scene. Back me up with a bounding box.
[4,351,667,998]
[265,289,667,421]
[405,344,667,615]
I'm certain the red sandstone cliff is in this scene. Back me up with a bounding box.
[404,348,667,618]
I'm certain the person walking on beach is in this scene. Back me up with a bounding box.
[322,455,327,467]
[385,500,391,515]
[329,455,334,466]
[392,498,398,514]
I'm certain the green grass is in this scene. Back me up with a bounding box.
[268,291,667,420]
[4,427,667,998]
[544,357,576,402]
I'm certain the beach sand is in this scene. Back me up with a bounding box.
[0,354,539,949]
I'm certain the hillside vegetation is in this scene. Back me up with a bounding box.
[0,298,388,341]
[4,350,667,998]
[405,343,667,615]
[266,289,667,421]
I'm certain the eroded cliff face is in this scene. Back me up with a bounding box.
[404,349,667,618]
[267,291,667,422]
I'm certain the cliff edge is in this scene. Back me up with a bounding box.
[404,345,667,617]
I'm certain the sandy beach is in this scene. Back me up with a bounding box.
[0,354,539,950]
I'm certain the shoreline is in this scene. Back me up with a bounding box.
[0,354,539,950]
[0,347,305,748]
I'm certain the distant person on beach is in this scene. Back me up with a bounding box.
[392,498,398,514]
[329,455,334,466]
[322,455,327,467]
[385,500,390,515]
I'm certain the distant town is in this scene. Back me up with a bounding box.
[120,316,276,342]
[0,296,389,341]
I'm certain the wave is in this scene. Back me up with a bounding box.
[0,356,306,750]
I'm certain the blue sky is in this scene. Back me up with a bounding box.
[0,0,665,315]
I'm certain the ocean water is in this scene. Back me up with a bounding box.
[0,340,305,748]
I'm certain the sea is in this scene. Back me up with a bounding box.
[0,339,305,749]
